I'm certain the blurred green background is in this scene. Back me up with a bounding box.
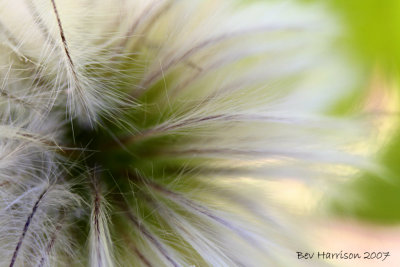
[245,0,400,223]
[306,0,400,224]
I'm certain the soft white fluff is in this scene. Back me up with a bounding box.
[0,0,378,266]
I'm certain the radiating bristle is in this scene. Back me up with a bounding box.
[0,0,381,266]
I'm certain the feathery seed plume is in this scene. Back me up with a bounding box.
[0,0,380,266]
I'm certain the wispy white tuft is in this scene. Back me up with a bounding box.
[89,172,115,267]
[0,0,383,266]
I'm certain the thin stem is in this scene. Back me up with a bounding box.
[9,186,49,267]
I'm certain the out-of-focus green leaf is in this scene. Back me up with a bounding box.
[307,0,400,223]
